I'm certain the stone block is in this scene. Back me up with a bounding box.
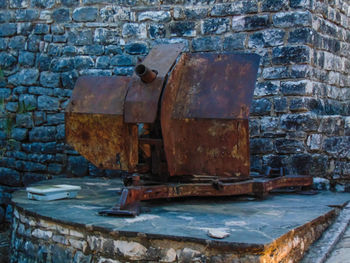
[31,0,55,8]
[0,168,21,186]
[19,51,35,66]
[281,113,319,132]
[27,35,41,52]
[11,128,27,141]
[53,35,67,43]
[0,38,8,50]
[110,55,134,66]
[68,30,93,46]
[72,7,98,22]
[9,69,39,86]
[47,113,64,125]
[40,72,60,88]
[94,28,119,45]
[34,24,50,35]
[250,138,274,154]
[250,98,272,116]
[248,29,285,48]
[192,36,221,51]
[318,116,344,136]
[96,56,110,69]
[0,23,16,37]
[122,23,147,38]
[138,11,171,22]
[273,11,311,28]
[125,42,148,55]
[114,67,134,76]
[289,28,313,44]
[169,21,196,37]
[149,24,166,39]
[255,81,279,97]
[272,46,310,65]
[16,113,33,128]
[52,8,70,23]
[222,33,246,51]
[290,0,311,8]
[38,96,60,111]
[61,70,78,89]
[51,58,74,72]
[0,52,16,69]
[8,36,26,50]
[211,1,258,16]
[232,15,269,32]
[10,0,28,8]
[15,9,38,22]
[36,54,51,71]
[73,251,92,263]
[201,18,229,35]
[74,56,94,70]
[275,139,305,153]
[29,126,56,142]
[61,0,79,6]
[261,0,288,11]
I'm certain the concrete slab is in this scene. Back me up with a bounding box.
[11,177,350,262]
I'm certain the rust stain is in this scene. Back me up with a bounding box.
[65,113,138,171]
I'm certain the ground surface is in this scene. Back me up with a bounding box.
[12,177,350,245]
[325,226,350,263]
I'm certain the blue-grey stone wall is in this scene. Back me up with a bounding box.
[0,0,349,214]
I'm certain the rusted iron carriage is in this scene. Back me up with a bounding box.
[65,44,312,216]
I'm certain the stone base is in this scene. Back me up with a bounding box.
[10,178,350,263]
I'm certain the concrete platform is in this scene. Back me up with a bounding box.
[10,177,350,263]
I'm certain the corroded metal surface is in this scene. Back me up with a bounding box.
[171,53,260,120]
[65,76,130,115]
[124,43,184,123]
[161,53,256,177]
[115,176,313,210]
[65,113,138,171]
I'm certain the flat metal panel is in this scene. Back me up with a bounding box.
[124,44,184,123]
[65,113,138,171]
[171,53,260,120]
[161,54,250,178]
[65,76,130,115]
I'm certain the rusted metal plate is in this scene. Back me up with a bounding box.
[124,43,184,123]
[115,175,313,210]
[161,54,251,178]
[162,119,250,178]
[171,53,260,120]
[65,76,130,115]
[65,113,138,171]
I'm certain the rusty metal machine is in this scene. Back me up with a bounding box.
[65,44,313,216]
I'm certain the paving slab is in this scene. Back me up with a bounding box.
[11,177,350,262]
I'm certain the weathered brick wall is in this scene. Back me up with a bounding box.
[0,0,349,214]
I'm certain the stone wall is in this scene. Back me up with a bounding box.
[10,206,336,263]
[0,0,350,220]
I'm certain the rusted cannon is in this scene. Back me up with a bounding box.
[65,44,312,216]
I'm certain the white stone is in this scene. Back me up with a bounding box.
[114,240,147,260]
[307,134,322,150]
[32,229,52,240]
[98,257,121,263]
[87,235,102,251]
[138,11,171,22]
[160,248,177,262]
[69,238,87,252]
[207,229,230,239]
[55,225,69,235]
[70,229,84,238]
